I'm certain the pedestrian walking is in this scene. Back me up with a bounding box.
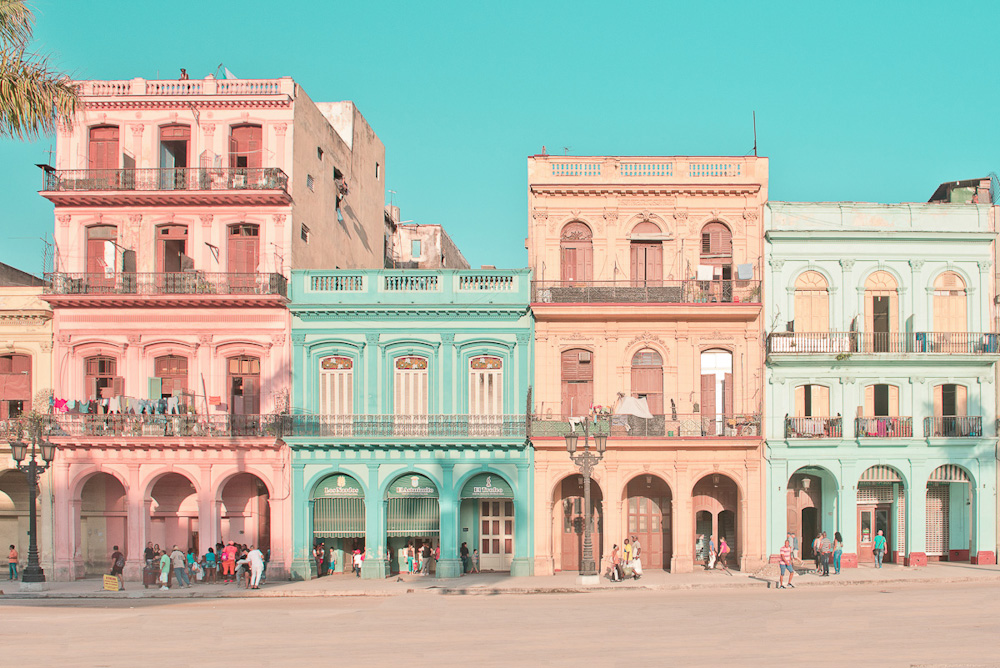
[718,537,731,571]
[706,534,716,570]
[609,544,622,582]
[407,542,415,574]
[819,532,832,576]
[631,537,643,579]
[832,531,843,575]
[247,545,264,589]
[109,545,125,590]
[352,549,363,577]
[222,541,238,583]
[170,545,190,588]
[873,529,887,568]
[158,550,171,590]
[777,538,795,589]
[471,549,480,573]
[313,542,326,577]
[813,533,822,572]
[421,543,431,575]
[8,544,18,581]
[460,542,470,573]
[622,538,632,565]
[790,532,799,561]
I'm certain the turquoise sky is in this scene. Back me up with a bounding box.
[2,0,996,274]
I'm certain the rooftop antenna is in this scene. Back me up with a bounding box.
[752,111,758,157]
[563,147,571,155]
[388,189,396,207]
[43,144,54,165]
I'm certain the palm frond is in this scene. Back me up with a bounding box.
[0,48,76,140]
[0,0,33,47]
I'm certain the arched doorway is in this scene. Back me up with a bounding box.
[386,473,439,575]
[554,475,603,572]
[312,473,365,574]
[692,473,739,569]
[460,473,515,572]
[148,473,198,553]
[926,465,973,562]
[0,469,30,570]
[864,271,898,352]
[220,473,270,553]
[932,272,967,346]
[630,221,663,286]
[560,222,593,284]
[786,467,838,559]
[857,465,904,565]
[79,473,127,576]
[794,271,830,332]
[623,475,671,570]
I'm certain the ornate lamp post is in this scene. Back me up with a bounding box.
[564,417,606,584]
[8,415,56,590]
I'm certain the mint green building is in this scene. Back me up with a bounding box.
[287,270,533,579]
[765,192,998,567]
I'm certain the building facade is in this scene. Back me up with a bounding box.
[765,198,998,567]
[38,75,386,580]
[287,269,533,579]
[0,274,54,575]
[528,155,768,574]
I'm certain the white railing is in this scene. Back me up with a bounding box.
[217,79,283,95]
[687,162,743,177]
[310,274,365,292]
[620,161,673,177]
[457,274,515,291]
[552,162,602,177]
[79,78,291,98]
[384,274,440,292]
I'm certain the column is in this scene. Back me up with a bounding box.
[973,457,997,564]
[671,465,694,573]
[904,462,927,566]
[533,463,554,576]
[839,259,856,331]
[977,260,991,333]
[509,462,532,577]
[51,462,74,581]
[364,334,379,413]
[909,259,925,332]
[766,456,788,561]
[839,459,859,567]
[602,463,620,573]
[289,464,313,580]
[125,464,143,581]
[125,336,141,399]
[361,463,388,579]
[440,333,455,413]
[436,464,462,578]
[197,465,214,555]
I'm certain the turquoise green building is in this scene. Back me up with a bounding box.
[287,269,533,578]
[765,193,998,567]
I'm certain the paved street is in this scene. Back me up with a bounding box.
[3,580,999,667]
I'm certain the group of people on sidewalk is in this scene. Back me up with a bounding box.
[139,540,268,590]
[460,542,481,574]
[607,536,644,581]
[697,534,732,571]
[312,542,366,577]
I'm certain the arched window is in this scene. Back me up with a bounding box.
[229,124,262,170]
[394,356,428,416]
[700,349,733,435]
[319,356,353,415]
[933,271,966,334]
[864,383,899,417]
[228,355,260,415]
[560,222,593,284]
[794,271,829,332]
[630,221,662,286]
[631,348,663,414]
[469,356,503,415]
[154,355,188,398]
[794,384,830,417]
[700,222,733,278]
[561,348,593,416]
[864,271,898,352]
[88,126,119,171]
[84,355,120,400]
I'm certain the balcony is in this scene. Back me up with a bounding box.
[43,272,288,308]
[286,414,527,439]
[530,413,761,439]
[40,167,291,206]
[5,414,286,440]
[531,280,761,305]
[923,416,983,438]
[529,156,766,191]
[767,332,1000,356]
[784,416,843,439]
[855,416,913,438]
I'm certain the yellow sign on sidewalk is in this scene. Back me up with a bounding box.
[103,574,121,591]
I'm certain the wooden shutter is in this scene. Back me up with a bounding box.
[230,125,262,170]
[888,385,899,416]
[795,386,806,417]
[700,374,715,418]
[228,225,260,274]
[113,377,125,397]
[934,385,943,417]
[956,385,967,416]
[723,372,734,415]
[89,126,119,171]
[865,385,875,415]
[630,244,639,283]
[814,385,830,416]
[561,247,576,282]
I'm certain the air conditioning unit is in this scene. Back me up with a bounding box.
[579,351,592,363]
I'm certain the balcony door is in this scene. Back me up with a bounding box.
[560,222,593,285]
[159,124,190,190]
[865,271,898,352]
[630,222,663,287]
[700,349,733,436]
[154,355,188,399]
[561,349,593,418]
[228,224,260,293]
[933,383,967,437]
[88,126,119,173]
[469,356,503,435]
[228,356,260,416]
[793,271,829,332]
[630,348,663,414]
[229,124,262,171]
[86,225,117,289]
[394,356,429,434]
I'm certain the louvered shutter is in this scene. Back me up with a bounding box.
[865,386,875,415]
[956,385,967,416]
[723,373,734,415]
[701,375,715,418]
[795,386,806,417]
[814,385,830,416]
[888,385,899,416]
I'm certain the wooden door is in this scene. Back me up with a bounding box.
[229,125,262,170]
[228,224,260,293]
[86,225,117,289]
[559,477,601,572]
[700,374,716,435]
[228,356,260,415]
[480,500,514,571]
[561,349,593,417]
[88,126,119,177]
[626,478,671,570]
[631,349,663,414]
[630,242,663,286]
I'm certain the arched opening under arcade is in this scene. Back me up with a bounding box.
[0,469,31,572]
[79,472,127,576]
[460,472,515,573]
[786,466,839,560]
[312,472,365,575]
[148,473,199,554]
[219,473,270,555]
[386,473,439,575]
[857,465,905,565]
[693,473,740,570]
[926,465,973,562]
[622,475,672,571]
[553,474,603,573]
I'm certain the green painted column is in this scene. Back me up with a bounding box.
[364,333,379,413]
[361,463,388,579]
[437,464,462,578]
[441,333,454,413]
[290,463,313,580]
[510,461,532,576]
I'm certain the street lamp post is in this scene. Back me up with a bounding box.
[8,416,56,590]
[564,417,606,585]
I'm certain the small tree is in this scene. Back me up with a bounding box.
[0,0,76,140]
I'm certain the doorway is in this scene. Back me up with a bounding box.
[479,499,514,572]
[800,507,818,559]
[159,125,190,190]
[557,475,602,572]
[872,296,890,352]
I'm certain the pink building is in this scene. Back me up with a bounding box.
[40,75,386,580]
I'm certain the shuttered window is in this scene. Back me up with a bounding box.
[561,349,593,416]
[313,498,365,537]
[469,356,503,415]
[631,348,663,414]
[319,357,354,415]
[229,124,263,170]
[700,222,732,263]
[154,355,188,397]
[925,484,949,556]
[88,126,119,171]
[560,222,593,283]
[394,356,428,416]
[933,272,966,333]
[795,384,831,417]
[794,271,830,332]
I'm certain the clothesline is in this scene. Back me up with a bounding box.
[50,394,190,416]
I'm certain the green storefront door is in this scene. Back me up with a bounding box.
[312,474,365,573]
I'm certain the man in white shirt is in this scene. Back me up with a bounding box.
[247,545,265,589]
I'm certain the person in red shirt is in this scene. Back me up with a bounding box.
[222,541,238,583]
[8,545,18,581]
[778,538,795,589]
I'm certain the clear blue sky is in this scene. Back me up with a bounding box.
[2,0,996,274]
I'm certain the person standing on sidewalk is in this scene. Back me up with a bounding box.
[352,549,363,577]
[247,545,264,589]
[110,545,125,590]
[873,530,887,568]
[832,531,844,575]
[706,534,716,569]
[718,537,731,571]
[143,541,154,567]
[819,532,832,576]
[812,533,823,572]
[460,542,470,573]
[223,541,238,583]
[471,548,480,573]
[778,538,795,589]
[8,544,18,581]
[622,538,632,566]
[170,545,190,588]
[158,550,171,590]
[421,543,431,575]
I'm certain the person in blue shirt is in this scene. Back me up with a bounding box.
[873,529,887,568]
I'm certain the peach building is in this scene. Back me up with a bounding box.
[37,75,386,580]
[528,155,767,574]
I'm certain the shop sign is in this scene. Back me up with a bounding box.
[461,473,512,499]
[313,474,363,499]
[386,474,437,498]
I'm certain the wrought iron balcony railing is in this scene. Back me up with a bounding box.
[784,416,843,438]
[42,167,289,193]
[3,414,286,439]
[45,272,287,297]
[855,416,913,438]
[286,414,527,438]
[767,332,1000,355]
[530,413,761,438]
[923,416,983,438]
[532,280,761,305]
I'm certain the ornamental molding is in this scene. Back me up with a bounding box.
[769,258,785,270]
[128,214,142,225]
[290,332,306,344]
[202,123,215,134]
[531,208,548,224]
[295,307,527,322]
[200,214,214,227]
[978,260,992,271]
[57,214,71,227]
[440,333,455,344]
[82,100,292,112]
[129,124,144,136]
[514,332,531,345]
[364,333,380,344]
[0,314,52,326]
[272,214,286,226]
[603,209,619,224]
[742,209,759,222]
[625,331,665,350]
[197,333,213,345]
[840,259,855,271]
[529,185,760,198]
[909,259,924,270]
[270,333,286,346]
[274,123,288,136]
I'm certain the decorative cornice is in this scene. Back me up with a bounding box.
[82,100,292,112]
[295,307,528,321]
[530,185,760,197]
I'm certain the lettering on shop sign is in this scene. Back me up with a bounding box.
[103,575,120,591]
[323,486,360,497]
[473,476,506,497]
